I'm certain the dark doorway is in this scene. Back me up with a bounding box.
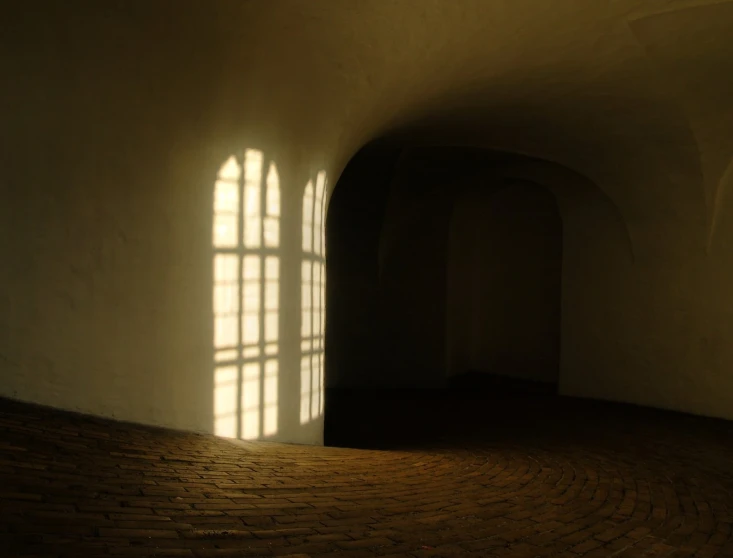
[323,142,402,447]
[324,145,564,449]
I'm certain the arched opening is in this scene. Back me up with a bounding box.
[324,143,619,448]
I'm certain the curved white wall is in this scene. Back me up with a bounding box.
[3,0,733,445]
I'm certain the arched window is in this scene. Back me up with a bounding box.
[213,149,280,440]
[300,171,327,424]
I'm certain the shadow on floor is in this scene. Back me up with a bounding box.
[324,372,560,450]
[324,378,733,459]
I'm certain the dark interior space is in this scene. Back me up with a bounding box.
[325,144,564,449]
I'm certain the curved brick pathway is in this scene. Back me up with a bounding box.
[1,396,733,557]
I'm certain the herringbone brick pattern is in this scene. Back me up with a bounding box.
[1,395,732,557]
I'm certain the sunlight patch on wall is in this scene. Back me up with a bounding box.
[213,149,280,440]
[300,171,327,425]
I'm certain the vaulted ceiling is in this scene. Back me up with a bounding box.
[234,0,733,252]
[4,0,732,249]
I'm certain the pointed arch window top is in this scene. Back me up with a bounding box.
[266,163,281,217]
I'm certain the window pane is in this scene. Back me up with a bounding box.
[301,283,312,309]
[303,223,313,253]
[215,315,237,348]
[303,182,314,221]
[300,355,311,424]
[214,365,238,438]
[242,313,259,344]
[218,156,242,181]
[242,283,260,314]
[214,255,238,282]
[244,217,261,248]
[313,282,321,309]
[215,414,237,438]
[213,214,238,248]
[244,149,263,187]
[316,170,326,199]
[214,181,239,215]
[264,375,277,405]
[266,164,280,217]
[214,365,237,389]
[243,362,259,381]
[241,362,260,440]
[214,284,238,315]
[315,172,326,210]
[302,261,312,281]
[264,405,277,436]
[311,358,320,392]
[265,256,279,280]
[241,408,259,440]
[300,395,310,425]
[242,380,260,411]
[313,226,321,257]
[312,311,320,336]
[301,311,312,336]
[243,255,260,280]
[263,217,279,248]
[265,281,278,311]
[302,182,314,252]
[265,359,277,376]
[265,311,278,342]
[244,184,260,218]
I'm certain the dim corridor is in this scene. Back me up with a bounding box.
[1,393,732,557]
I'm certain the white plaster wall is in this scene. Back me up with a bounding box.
[0,1,333,444]
[3,0,733,445]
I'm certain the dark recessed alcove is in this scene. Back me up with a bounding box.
[324,143,563,449]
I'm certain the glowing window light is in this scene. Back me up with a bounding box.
[213,150,281,440]
[300,171,327,424]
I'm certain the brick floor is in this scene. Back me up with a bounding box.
[1,394,733,557]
